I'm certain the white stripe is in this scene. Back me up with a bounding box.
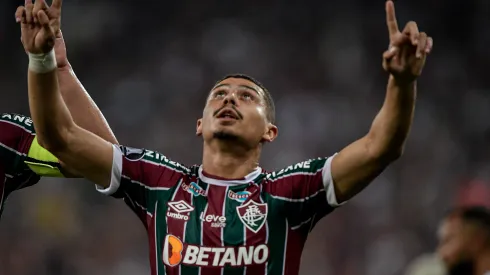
[198,184,210,275]
[281,219,289,275]
[267,168,323,183]
[220,186,228,275]
[141,158,189,174]
[154,201,159,275]
[198,166,261,186]
[322,155,345,207]
[122,194,153,217]
[166,182,181,275]
[259,184,269,274]
[96,144,122,195]
[0,142,26,156]
[180,187,193,275]
[0,177,6,214]
[243,205,247,275]
[269,188,324,202]
[290,216,312,231]
[121,175,171,191]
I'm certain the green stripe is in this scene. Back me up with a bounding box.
[223,185,247,274]
[148,187,176,275]
[263,193,287,275]
[182,181,207,275]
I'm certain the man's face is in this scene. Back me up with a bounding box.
[197,77,277,146]
[437,217,477,275]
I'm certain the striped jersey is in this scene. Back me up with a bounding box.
[0,113,40,217]
[98,145,342,275]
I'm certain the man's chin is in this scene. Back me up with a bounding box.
[447,261,474,275]
[212,130,240,141]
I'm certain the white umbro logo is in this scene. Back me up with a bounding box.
[168,200,194,213]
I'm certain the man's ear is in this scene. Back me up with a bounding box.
[196,118,203,136]
[261,123,278,143]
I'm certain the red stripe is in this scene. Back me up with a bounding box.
[122,157,184,189]
[0,120,32,151]
[283,227,306,275]
[245,188,267,275]
[200,185,227,275]
[263,172,324,199]
[147,206,157,275]
[0,170,5,214]
[165,180,193,275]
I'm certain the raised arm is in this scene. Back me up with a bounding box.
[18,0,113,187]
[55,31,118,144]
[331,1,433,203]
[16,1,117,145]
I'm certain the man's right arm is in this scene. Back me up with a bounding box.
[28,67,113,188]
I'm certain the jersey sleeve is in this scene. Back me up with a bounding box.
[96,145,188,225]
[0,113,36,175]
[265,154,343,234]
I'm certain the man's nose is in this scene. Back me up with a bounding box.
[223,92,237,106]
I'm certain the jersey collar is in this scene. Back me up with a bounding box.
[198,165,262,186]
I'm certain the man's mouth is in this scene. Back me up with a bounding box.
[216,108,239,120]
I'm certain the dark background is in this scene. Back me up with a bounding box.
[0,1,489,274]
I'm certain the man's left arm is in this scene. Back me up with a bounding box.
[54,31,118,145]
[331,77,415,203]
[331,1,433,204]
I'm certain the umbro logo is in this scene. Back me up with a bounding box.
[167,200,194,221]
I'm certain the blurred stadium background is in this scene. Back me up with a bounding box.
[1,0,490,274]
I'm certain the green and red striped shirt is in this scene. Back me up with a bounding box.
[98,145,342,275]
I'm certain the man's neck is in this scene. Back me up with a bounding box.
[475,250,490,275]
[202,141,261,179]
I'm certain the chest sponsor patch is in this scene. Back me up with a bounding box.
[163,234,269,267]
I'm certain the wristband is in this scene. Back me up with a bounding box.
[28,49,57,73]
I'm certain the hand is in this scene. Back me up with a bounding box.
[16,0,63,54]
[382,0,433,84]
[54,30,70,69]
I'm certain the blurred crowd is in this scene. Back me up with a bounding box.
[1,0,489,274]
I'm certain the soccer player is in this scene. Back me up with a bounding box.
[437,206,490,275]
[19,0,433,274]
[0,3,118,217]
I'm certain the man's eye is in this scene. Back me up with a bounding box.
[214,91,226,98]
[241,93,253,100]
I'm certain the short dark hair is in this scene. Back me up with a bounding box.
[215,74,276,124]
[448,206,490,234]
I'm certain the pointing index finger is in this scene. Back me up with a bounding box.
[51,0,62,9]
[386,0,399,37]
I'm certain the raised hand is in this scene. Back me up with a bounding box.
[382,0,433,83]
[53,30,69,69]
[16,0,62,54]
